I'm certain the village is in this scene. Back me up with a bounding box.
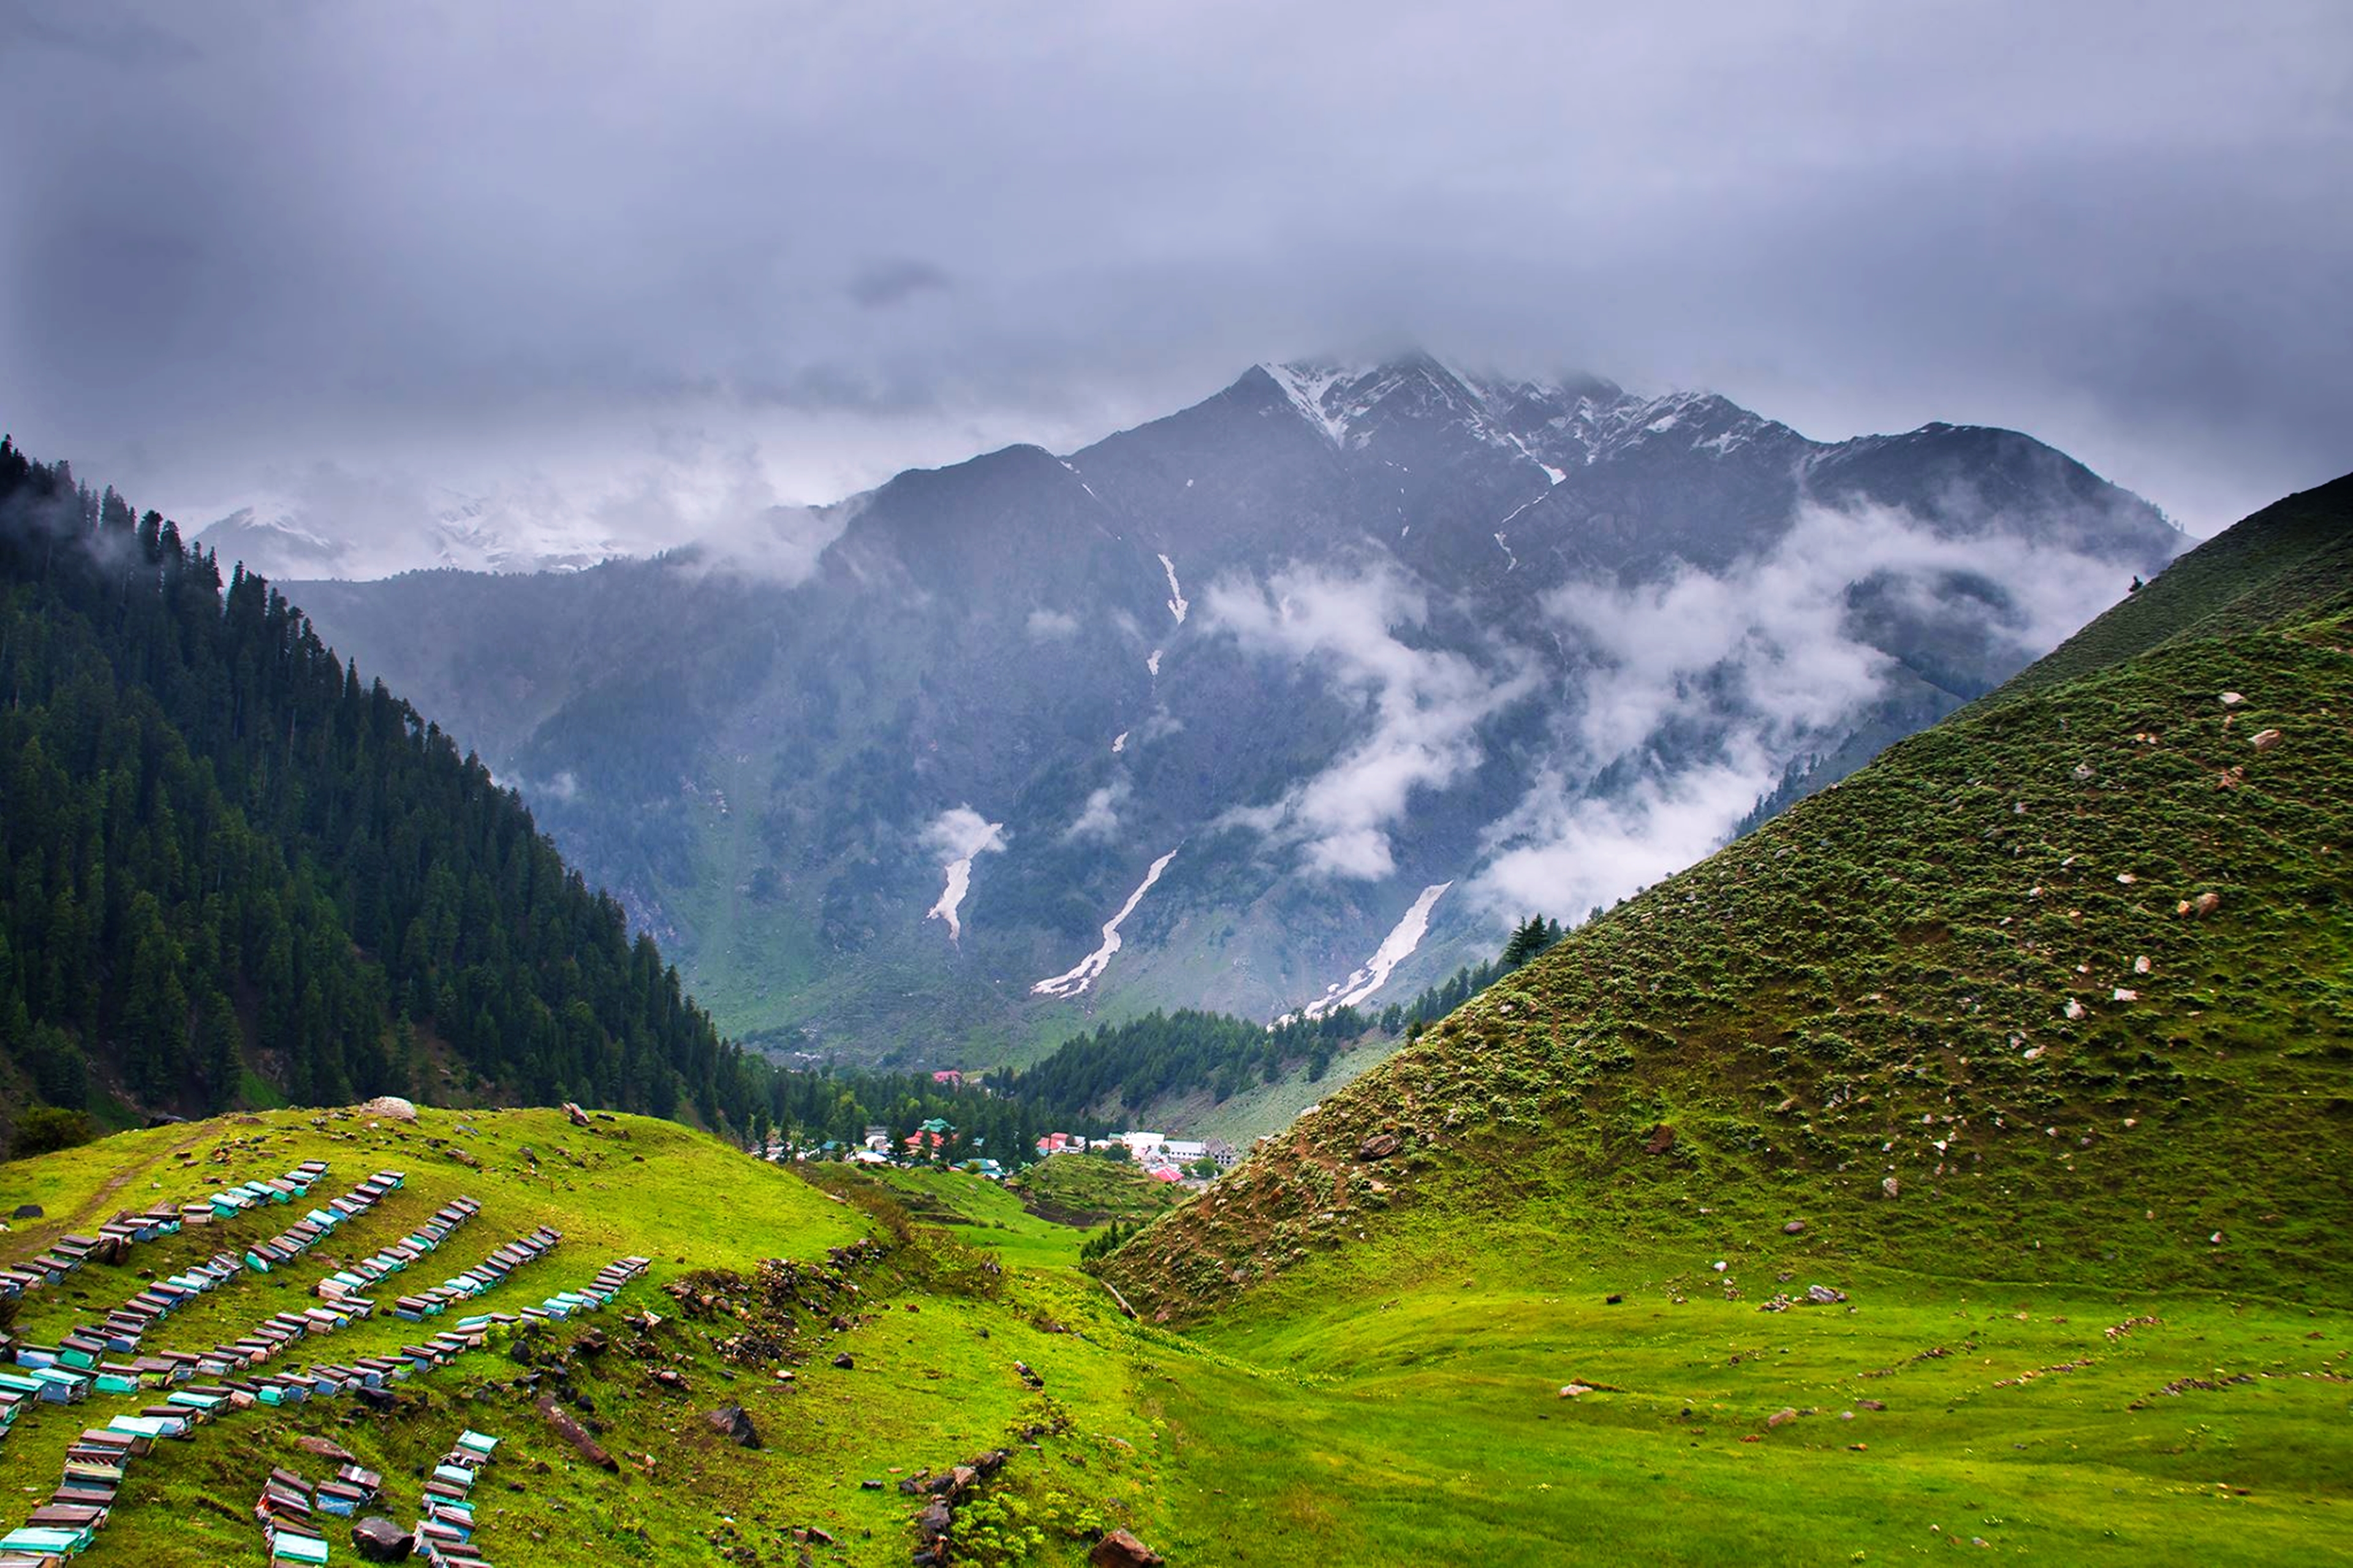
[758,1121,1243,1191]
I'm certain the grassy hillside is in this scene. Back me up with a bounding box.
[1107,480,2353,1321]
[1990,472,2353,698]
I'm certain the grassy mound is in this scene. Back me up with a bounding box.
[1004,1155,1186,1227]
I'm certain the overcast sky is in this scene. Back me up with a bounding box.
[2,0,2346,540]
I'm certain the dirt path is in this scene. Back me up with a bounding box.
[57,1125,215,1230]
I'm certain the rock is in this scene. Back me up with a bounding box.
[2113,987,2139,1002]
[1805,1284,1847,1305]
[1782,1220,1806,1235]
[1014,1360,1045,1388]
[2219,691,2245,707]
[1558,1383,1593,1398]
[564,1102,592,1127]
[450,1149,482,1169]
[1767,1407,1798,1428]
[538,1396,619,1471]
[2250,728,2282,751]
[1605,1293,1624,1305]
[352,1517,414,1561]
[297,1434,357,1463]
[10,1203,42,1220]
[357,1096,417,1122]
[2063,998,2085,1020]
[706,1403,762,1449]
[832,1352,855,1369]
[1357,1132,1403,1161]
[2190,891,2222,917]
[915,1499,953,1544]
[1881,1176,1900,1199]
[1857,1399,1886,1411]
[1089,1529,1167,1567]
[1643,1124,1677,1155]
[2134,955,2151,974]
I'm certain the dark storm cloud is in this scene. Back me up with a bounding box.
[0,0,2344,534]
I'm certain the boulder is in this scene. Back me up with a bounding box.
[564,1102,592,1127]
[2191,891,2223,918]
[1782,1220,1806,1235]
[1357,1132,1403,1161]
[1643,1124,1677,1155]
[352,1517,414,1562]
[2250,728,2282,751]
[297,1434,357,1463]
[357,1096,418,1123]
[10,1203,42,1220]
[1090,1529,1167,1567]
[832,1352,855,1369]
[705,1403,762,1449]
[1805,1284,1847,1305]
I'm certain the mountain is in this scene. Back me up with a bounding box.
[1105,472,2353,1320]
[285,357,2186,1070]
[0,441,761,1140]
[195,484,638,581]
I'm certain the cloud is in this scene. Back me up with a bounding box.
[1204,561,1539,879]
[921,805,1009,865]
[1064,779,1129,841]
[1468,500,2149,922]
[1,2,2341,543]
[847,257,953,309]
[1026,607,1082,639]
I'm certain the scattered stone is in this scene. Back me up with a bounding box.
[2188,891,2222,918]
[352,1516,415,1561]
[1767,1407,1798,1428]
[1559,1384,1593,1398]
[832,1352,855,1369]
[1605,1293,1624,1305]
[2113,987,2139,1002]
[2134,955,2151,974]
[1783,1220,1806,1235]
[539,1396,620,1471]
[1015,1360,1045,1388]
[1357,1132,1403,1161]
[861,1479,885,1490]
[1857,1399,1887,1411]
[2063,998,2086,1020]
[357,1095,418,1122]
[297,1434,357,1463]
[1805,1284,1847,1305]
[707,1403,762,1449]
[1089,1529,1167,1568]
[10,1203,42,1220]
[1881,1176,1900,1199]
[2250,728,2283,751]
[564,1101,593,1127]
[1643,1124,1677,1156]
[450,1148,482,1169]
[2220,691,2245,707]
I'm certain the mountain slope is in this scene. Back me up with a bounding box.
[0,441,760,1142]
[286,358,2185,1066]
[1105,472,2353,1320]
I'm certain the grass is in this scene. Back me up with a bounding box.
[1004,1155,1186,1227]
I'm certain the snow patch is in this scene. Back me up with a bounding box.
[1157,553,1189,625]
[1300,882,1452,1019]
[1031,847,1181,998]
[922,807,1007,944]
[1260,362,1359,445]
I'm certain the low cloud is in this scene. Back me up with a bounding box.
[921,805,1009,865]
[1026,607,1082,639]
[1064,779,1130,842]
[1469,501,2149,923]
[1205,562,1538,880]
